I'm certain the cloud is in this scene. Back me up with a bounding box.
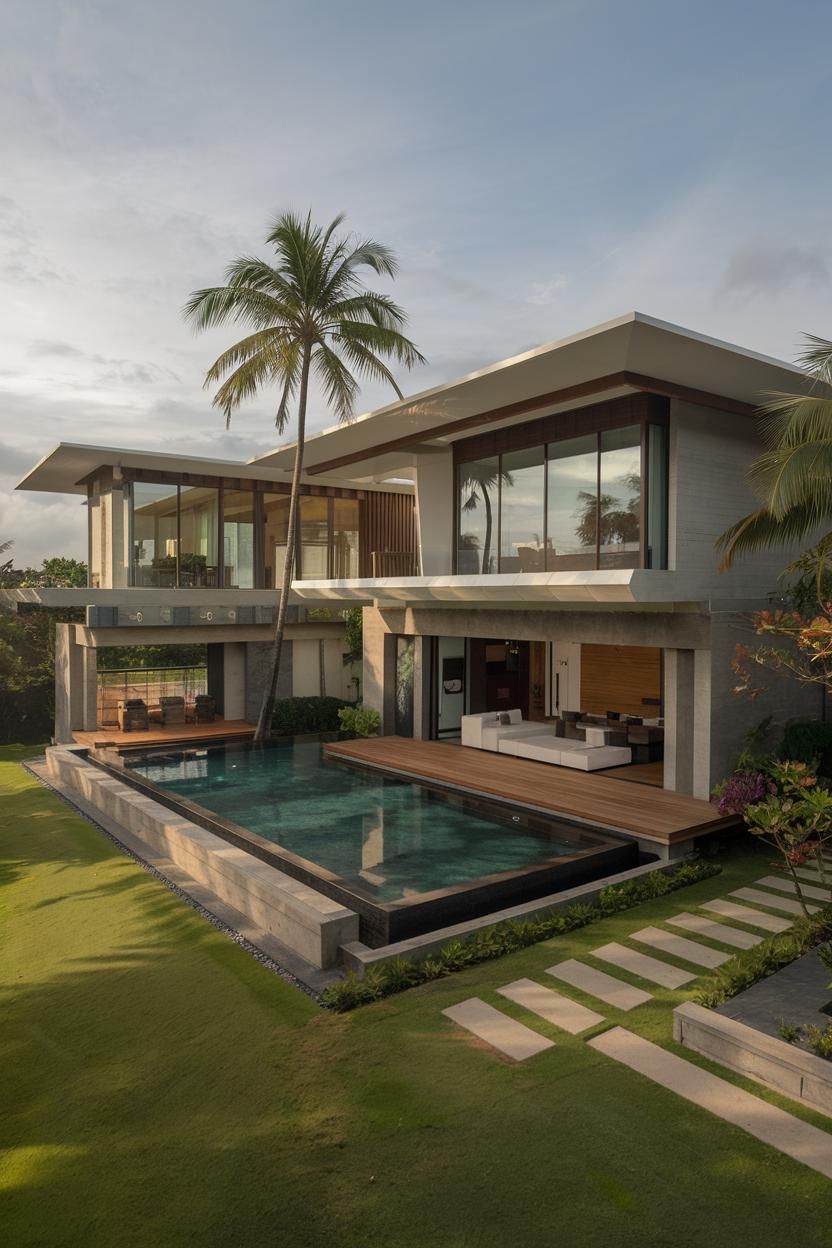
[720,241,829,298]
[28,338,86,358]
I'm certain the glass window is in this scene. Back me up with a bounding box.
[299,496,329,579]
[131,482,178,586]
[178,486,220,587]
[394,636,415,737]
[457,457,499,574]
[331,497,359,578]
[499,446,545,571]
[546,434,599,570]
[263,494,291,588]
[599,426,642,569]
[223,490,256,588]
[647,424,668,569]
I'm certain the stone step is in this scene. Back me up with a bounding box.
[442,998,554,1061]
[793,864,832,885]
[496,978,604,1034]
[756,874,832,903]
[731,887,819,917]
[702,898,791,933]
[591,942,696,989]
[545,958,652,1011]
[666,911,762,950]
[588,1027,832,1181]
[630,925,731,969]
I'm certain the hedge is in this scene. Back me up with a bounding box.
[323,859,722,1011]
[780,720,832,776]
[271,695,352,736]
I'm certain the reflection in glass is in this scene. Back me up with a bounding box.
[499,446,545,571]
[223,490,255,588]
[299,496,329,578]
[131,482,178,586]
[263,494,291,588]
[457,457,499,574]
[332,498,359,578]
[395,635,415,737]
[546,434,599,570]
[599,426,641,568]
[178,486,220,586]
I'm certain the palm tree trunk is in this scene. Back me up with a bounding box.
[254,342,312,744]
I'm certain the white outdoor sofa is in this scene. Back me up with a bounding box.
[460,710,632,772]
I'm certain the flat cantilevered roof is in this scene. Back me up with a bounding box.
[250,312,808,478]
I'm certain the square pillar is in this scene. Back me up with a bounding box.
[663,647,712,798]
[81,644,98,731]
[54,623,84,742]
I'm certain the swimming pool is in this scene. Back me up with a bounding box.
[115,738,637,944]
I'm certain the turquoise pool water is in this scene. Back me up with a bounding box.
[126,739,591,904]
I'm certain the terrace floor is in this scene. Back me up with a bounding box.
[324,736,732,849]
[72,719,257,750]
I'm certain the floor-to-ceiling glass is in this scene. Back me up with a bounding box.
[456,457,499,574]
[599,427,641,568]
[546,434,599,570]
[499,446,545,572]
[178,486,220,586]
[223,490,256,588]
[130,482,178,586]
[263,494,291,588]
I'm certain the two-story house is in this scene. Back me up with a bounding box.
[277,313,823,799]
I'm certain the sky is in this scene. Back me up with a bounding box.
[0,0,830,565]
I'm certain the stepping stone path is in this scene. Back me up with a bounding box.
[630,925,731,969]
[545,958,652,1010]
[731,887,819,917]
[702,898,791,933]
[591,942,696,989]
[442,998,554,1061]
[497,978,604,1034]
[756,874,832,903]
[588,1027,832,1181]
[666,911,762,950]
[794,865,832,884]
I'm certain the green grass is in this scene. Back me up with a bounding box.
[2,744,831,1247]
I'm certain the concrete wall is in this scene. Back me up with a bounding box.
[244,640,292,723]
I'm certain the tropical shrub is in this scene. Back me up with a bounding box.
[272,695,350,736]
[781,719,832,776]
[337,705,381,738]
[712,768,776,817]
[741,761,832,910]
[323,859,721,1011]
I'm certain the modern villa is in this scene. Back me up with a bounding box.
[6,312,823,973]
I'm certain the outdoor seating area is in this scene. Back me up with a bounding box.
[115,694,216,733]
[460,709,664,772]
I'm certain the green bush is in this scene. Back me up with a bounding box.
[337,705,381,738]
[780,720,832,775]
[694,909,832,1008]
[323,860,721,1012]
[272,696,351,736]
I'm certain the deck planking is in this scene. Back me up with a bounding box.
[73,720,257,751]
[323,736,733,846]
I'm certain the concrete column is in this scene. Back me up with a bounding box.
[664,648,694,795]
[692,649,712,800]
[81,643,98,732]
[361,607,386,719]
[54,624,85,742]
[109,477,128,589]
[223,642,247,720]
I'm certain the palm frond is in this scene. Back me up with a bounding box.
[748,441,832,522]
[313,343,359,423]
[211,351,284,428]
[757,392,832,449]
[332,319,425,370]
[203,328,293,385]
[716,504,827,569]
[797,334,832,386]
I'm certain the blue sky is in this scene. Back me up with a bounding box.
[1,0,830,562]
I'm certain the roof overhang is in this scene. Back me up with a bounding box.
[250,312,808,478]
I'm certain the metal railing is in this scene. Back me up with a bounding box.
[97,666,208,726]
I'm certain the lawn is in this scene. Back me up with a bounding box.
[2,744,830,1247]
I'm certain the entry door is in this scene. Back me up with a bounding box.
[435,637,466,738]
[550,642,581,716]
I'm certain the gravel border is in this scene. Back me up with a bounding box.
[22,758,325,1006]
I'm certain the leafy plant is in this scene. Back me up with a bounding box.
[781,719,832,776]
[742,761,832,908]
[777,1019,800,1044]
[323,860,721,1012]
[803,1022,832,1060]
[337,705,381,738]
[695,910,832,1008]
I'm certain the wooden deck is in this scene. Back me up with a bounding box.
[72,720,257,751]
[324,737,733,847]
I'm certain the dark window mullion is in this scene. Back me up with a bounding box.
[595,434,601,569]
[496,454,503,574]
[175,485,181,588]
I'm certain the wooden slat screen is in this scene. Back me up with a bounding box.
[360,492,418,576]
[580,644,662,717]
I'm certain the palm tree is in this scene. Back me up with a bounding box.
[184,211,425,743]
[717,335,832,574]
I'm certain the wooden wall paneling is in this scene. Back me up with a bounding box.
[579,644,662,717]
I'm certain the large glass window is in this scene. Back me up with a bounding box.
[457,457,499,574]
[499,446,545,572]
[332,498,359,578]
[178,486,220,586]
[599,427,641,569]
[263,494,291,588]
[223,490,256,588]
[131,483,178,586]
[546,434,598,570]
